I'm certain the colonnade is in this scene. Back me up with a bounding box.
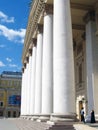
[21,0,76,121]
[21,0,98,121]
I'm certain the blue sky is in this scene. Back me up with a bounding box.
[0,0,30,74]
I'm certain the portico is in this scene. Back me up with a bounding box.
[21,0,98,122]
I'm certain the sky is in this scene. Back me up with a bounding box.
[0,0,31,74]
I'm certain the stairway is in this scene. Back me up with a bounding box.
[12,118,76,130]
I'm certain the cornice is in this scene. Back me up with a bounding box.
[22,0,44,63]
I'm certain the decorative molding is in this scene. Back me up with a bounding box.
[22,0,44,63]
[44,4,53,16]
[83,11,95,23]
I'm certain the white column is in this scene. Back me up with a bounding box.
[28,50,32,115]
[26,59,29,115]
[23,63,27,115]
[30,40,37,115]
[85,11,98,117]
[26,53,32,116]
[21,69,24,116]
[42,4,53,116]
[26,59,30,115]
[34,25,43,114]
[53,0,75,120]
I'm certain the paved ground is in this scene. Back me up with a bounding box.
[0,118,98,130]
[0,118,19,130]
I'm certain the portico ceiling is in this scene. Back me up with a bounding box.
[47,0,98,5]
[46,0,97,26]
[71,0,97,6]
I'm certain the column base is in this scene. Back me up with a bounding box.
[37,114,50,122]
[20,115,29,119]
[95,114,98,122]
[31,114,40,121]
[50,113,77,123]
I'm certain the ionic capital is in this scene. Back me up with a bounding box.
[44,4,53,16]
[24,63,26,69]
[28,48,32,56]
[83,11,95,23]
[26,56,29,63]
[22,67,24,73]
[32,38,37,47]
[95,2,98,14]
[37,24,43,34]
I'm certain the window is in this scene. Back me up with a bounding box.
[8,111,11,117]
[0,102,3,107]
[13,111,16,117]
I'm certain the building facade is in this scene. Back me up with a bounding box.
[0,71,22,117]
[21,0,98,121]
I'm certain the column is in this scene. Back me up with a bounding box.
[85,11,98,119]
[25,57,29,115]
[26,49,32,116]
[20,67,24,116]
[41,4,53,120]
[28,49,32,116]
[95,3,98,35]
[23,63,27,116]
[53,0,76,121]
[29,39,37,115]
[34,25,43,115]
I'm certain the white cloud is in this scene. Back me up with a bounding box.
[0,11,14,23]
[0,24,26,43]
[0,44,6,48]
[0,61,5,67]
[6,57,12,62]
[9,64,18,68]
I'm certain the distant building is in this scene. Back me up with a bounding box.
[0,71,22,117]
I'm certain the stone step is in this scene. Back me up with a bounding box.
[48,125,75,130]
[11,118,76,130]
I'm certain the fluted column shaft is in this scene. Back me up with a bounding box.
[30,40,37,115]
[53,0,75,118]
[26,52,32,115]
[24,65,28,115]
[34,25,43,114]
[21,70,24,116]
[26,61,29,115]
[42,4,53,114]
